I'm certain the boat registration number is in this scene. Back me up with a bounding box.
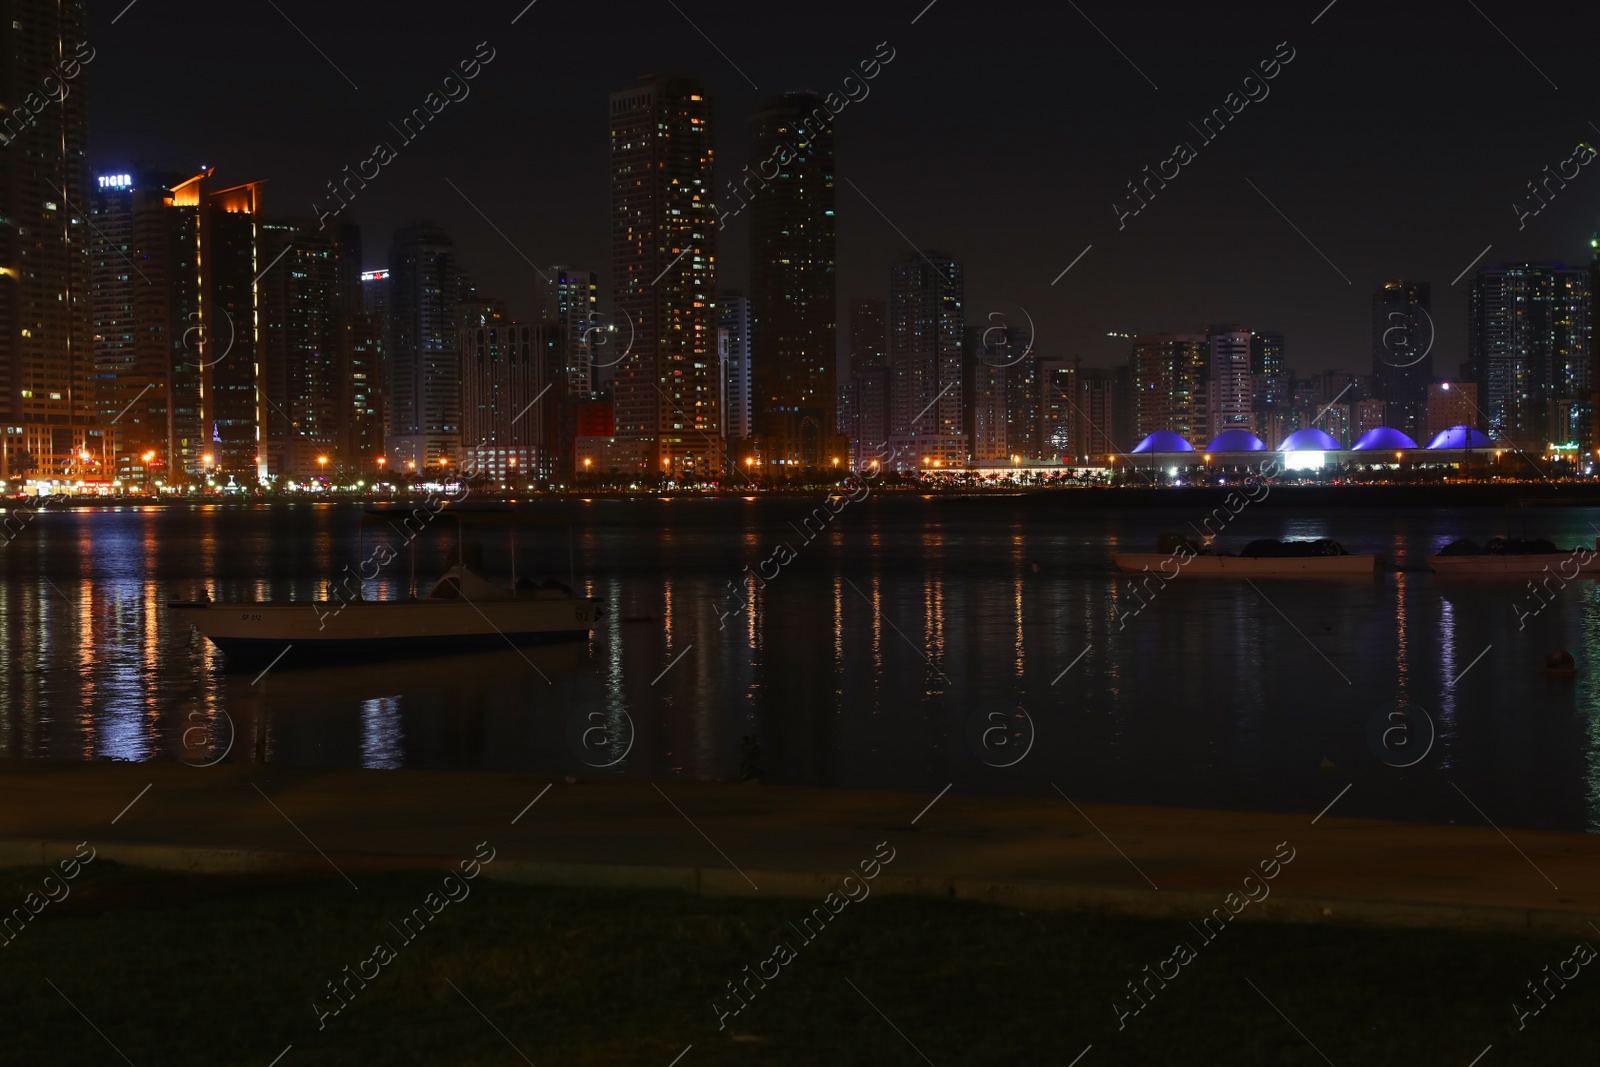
[239,613,262,622]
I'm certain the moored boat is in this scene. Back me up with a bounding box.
[1111,535,1379,578]
[1429,537,1599,576]
[169,509,600,670]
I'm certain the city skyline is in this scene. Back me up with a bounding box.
[81,2,1600,374]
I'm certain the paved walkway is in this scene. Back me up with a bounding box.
[0,761,1595,935]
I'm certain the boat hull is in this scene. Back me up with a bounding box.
[1110,553,1378,577]
[1430,554,1591,576]
[169,597,599,670]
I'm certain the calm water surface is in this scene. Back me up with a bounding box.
[4,496,1599,834]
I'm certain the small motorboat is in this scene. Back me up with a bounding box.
[170,508,600,670]
[1112,534,1379,578]
[1429,536,1597,576]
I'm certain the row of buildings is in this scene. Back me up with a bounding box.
[3,1,1594,484]
[833,266,1596,473]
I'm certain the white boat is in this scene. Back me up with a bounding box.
[1429,537,1599,577]
[1112,535,1378,578]
[170,508,599,669]
[1111,552,1378,577]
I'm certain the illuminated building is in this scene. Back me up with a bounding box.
[1072,367,1122,463]
[1,1,98,480]
[962,324,1013,464]
[540,266,599,478]
[718,293,751,441]
[386,223,465,468]
[1206,325,1253,437]
[1371,281,1432,441]
[1036,359,1076,461]
[609,75,721,476]
[90,169,183,481]
[459,301,558,482]
[841,297,888,466]
[103,169,265,483]
[257,220,379,478]
[1469,264,1590,448]
[1130,333,1207,443]
[747,93,843,473]
[887,251,965,469]
[1426,381,1478,439]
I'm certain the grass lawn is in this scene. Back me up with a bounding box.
[0,862,1592,1065]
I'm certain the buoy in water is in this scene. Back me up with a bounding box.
[1029,561,1042,574]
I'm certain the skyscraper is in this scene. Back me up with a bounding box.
[1130,334,1207,443]
[1469,264,1591,446]
[90,168,183,480]
[888,252,964,468]
[460,302,558,483]
[1206,325,1252,437]
[718,293,751,442]
[842,297,888,465]
[1371,281,1433,441]
[260,219,341,478]
[747,93,842,473]
[961,325,1010,463]
[2,3,95,479]
[610,75,721,476]
[386,222,461,468]
[541,267,599,479]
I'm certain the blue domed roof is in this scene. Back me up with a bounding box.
[1426,425,1491,449]
[1131,431,1194,454]
[1351,427,1419,451]
[1204,429,1267,452]
[1279,428,1343,451]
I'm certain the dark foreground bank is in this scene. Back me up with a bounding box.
[4,865,1593,1066]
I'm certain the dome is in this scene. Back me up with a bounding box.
[1204,429,1267,452]
[1426,425,1492,449]
[1279,428,1343,451]
[1131,431,1194,454]
[1350,427,1419,451]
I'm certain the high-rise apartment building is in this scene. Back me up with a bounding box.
[459,302,559,483]
[260,219,341,478]
[2,3,97,479]
[386,222,462,469]
[1207,325,1253,437]
[748,93,841,472]
[1426,381,1478,439]
[1073,367,1121,463]
[1472,267,1587,451]
[1371,281,1432,441]
[961,325,1009,463]
[610,75,721,476]
[887,252,964,468]
[1130,334,1207,443]
[842,297,888,464]
[1469,264,1590,447]
[718,293,751,442]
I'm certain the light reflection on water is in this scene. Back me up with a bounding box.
[0,498,1598,833]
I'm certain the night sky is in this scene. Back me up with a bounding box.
[90,0,1600,374]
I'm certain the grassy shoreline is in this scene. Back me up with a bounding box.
[4,864,1594,1065]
